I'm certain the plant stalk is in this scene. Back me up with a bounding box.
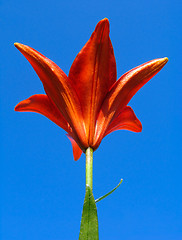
[85,147,93,191]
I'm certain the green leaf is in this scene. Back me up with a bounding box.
[95,179,123,203]
[79,185,99,240]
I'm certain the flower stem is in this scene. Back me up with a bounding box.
[79,148,98,239]
[85,147,93,191]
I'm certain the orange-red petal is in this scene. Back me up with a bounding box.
[14,43,87,150]
[104,106,142,136]
[15,94,70,133]
[67,135,83,161]
[94,57,168,148]
[68,18,116,144]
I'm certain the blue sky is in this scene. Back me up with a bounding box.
[1,0,182,239]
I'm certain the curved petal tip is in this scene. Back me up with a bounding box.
[14,98,33,112]
[99,18,109,24]
[14,42,24,50]
[14,101,25,111]
[159,57,168,65]
[95,18,110,37]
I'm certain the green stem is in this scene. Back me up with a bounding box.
[85,147,93,191]
[79,148,98,239]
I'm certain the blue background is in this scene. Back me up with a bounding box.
[1,0,182,239]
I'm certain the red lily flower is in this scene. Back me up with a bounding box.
[14,18,168,160]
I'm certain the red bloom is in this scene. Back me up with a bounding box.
[15,18,168,160]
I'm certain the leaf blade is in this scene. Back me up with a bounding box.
[79,186,99,240]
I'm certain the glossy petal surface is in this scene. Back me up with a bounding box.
[104,106,142,136]
[14,43,87,150]
[14,19,168,160]
[94,57,168,148]
[15,94,70,132]
[69,18,116,144]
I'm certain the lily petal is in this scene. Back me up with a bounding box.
[68,18,116,145]
[104,106,142,136]
[67,135,83,161]
[14,43,87,150]
[15,94,71,133]
[94,57,168,148]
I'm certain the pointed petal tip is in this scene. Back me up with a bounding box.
[14,97,34,112]
[100,18,109,24]
[150,57,168,72]
[147,57,168,68]
[14,42,24,49]
[14,102,21,111]
[14,105,18,111]
[159,57,168,64]
[14,100,27,112]
[100,18,109,26]
[14,43,30,54]
[14,43,35,55]
[14,42,19,47]
[163,57,168,62]
[95,18,110,34]
[154,57,168,68]
[136,120,143,132]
